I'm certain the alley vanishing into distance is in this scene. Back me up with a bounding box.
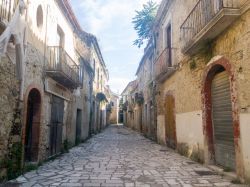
[7,125,245,187]
[2,0,250,185]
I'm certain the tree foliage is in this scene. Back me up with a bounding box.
[132,1,158,48]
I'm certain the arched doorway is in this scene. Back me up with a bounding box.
[25,89,41,162]
[165,94,176,149]
[202,58,241,172]
[211,68,235,170]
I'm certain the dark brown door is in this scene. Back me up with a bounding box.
[50,96,64,156]
[144,104,147,134]
[90,101,95,134]
[75,109,82,145]
[139,106,142,132]
[25,89,41,162]
[165,95,176,149]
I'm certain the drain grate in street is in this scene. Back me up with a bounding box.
[195,170,216,176]
[118,132,129,135]
[159,149,168,152]
[186,161,195,165]
[137,175,155,183]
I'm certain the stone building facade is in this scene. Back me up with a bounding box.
[123,54,157,140]
[106,88,119,125]
[121,80,137,129]
[0,0,109,179]
[125,0,250,182]
[135,42,156,140]
[89,36,109,134]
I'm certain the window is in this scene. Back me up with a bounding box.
[36,5,43,29]
[97,68,100,89]
[101,75,103,91]
[79,58,84,85]
[57,25,65,47]
[165,24,172,67]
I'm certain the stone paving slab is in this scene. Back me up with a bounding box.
[6,125,248,187]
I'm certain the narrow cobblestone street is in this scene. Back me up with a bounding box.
[9,125,246,187]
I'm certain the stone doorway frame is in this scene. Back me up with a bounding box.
[22,85,43,163]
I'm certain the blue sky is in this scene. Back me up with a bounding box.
[71,0,161,94]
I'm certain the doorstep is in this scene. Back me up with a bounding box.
[207,165,238,180]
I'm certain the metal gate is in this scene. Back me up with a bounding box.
[165,95,176,149]
[50,95,64,156]
[211,71,235,170]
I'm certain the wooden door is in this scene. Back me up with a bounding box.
[165,95,176,149]
[75,109,82,144]
[50,96,64,156]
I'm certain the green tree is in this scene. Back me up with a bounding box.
[132,1,158,48]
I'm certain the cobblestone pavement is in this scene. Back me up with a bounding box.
[8,125,247,187]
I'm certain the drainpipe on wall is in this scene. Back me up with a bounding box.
[43,4,49,85]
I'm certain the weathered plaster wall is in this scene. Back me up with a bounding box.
[91,47,108,94]
[108,95,119,125]
[211,10,250,181]
[155,0,250,180]
[0,0,100,180]
[66,96,76,146]
[239,113,250,179]
[156,115,165,145]
[80,71,91,140]
[135,51,153,134]
[155,56,206,146]
[176,111,204,149]
[28,0,77,62]
[23,43,47,161]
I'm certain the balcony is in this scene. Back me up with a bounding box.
[0,0,18,32]
[46,46,80,89]
[180,0,247,54]
[154,47,176,82]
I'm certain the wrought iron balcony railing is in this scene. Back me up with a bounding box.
[180,0,247,54]
[0,0,18,25]
[153,47,176,81]
[46,46,80,89]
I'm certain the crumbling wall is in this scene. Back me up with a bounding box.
[0,56,20,179]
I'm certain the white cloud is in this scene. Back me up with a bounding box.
[108,77,133,94]
[78,0,160,35]
[71,0,161,91]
